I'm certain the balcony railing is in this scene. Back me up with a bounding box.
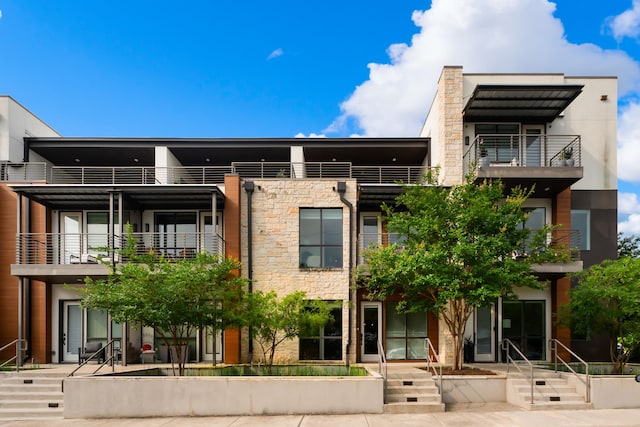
[463,134,581,176]
[357,229,581,266]
[5,163,428,185]
[15,232,224,265]
[0,162,47,182]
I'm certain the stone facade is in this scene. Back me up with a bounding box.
[437,66,464,186]
[240,178,357,363]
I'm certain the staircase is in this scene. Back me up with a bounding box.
[383,367,445,413]
[0,370,65,421]
[507,369,592,411]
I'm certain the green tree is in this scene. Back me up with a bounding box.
[247,291,335,372]
[618,232,640,258]
[360,171,561,370]
[560,256,640,374]
[80,229,249,375]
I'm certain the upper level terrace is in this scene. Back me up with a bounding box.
[0,161,427,185]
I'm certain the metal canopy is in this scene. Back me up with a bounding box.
[463,85,584,123]
[11,184,224,210]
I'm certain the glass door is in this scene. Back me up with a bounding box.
[523,125,544,166]
[62,301,82,363]
[203,327,222,362]
[361,302,382,362]
[502,300,545,360]
[474,304,495,362]
[61,212,82,264]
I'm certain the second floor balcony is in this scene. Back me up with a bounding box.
[14,232,224,266]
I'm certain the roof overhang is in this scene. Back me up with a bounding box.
[10,184,225,210]
[463,84,584,123]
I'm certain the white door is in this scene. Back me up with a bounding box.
[361,302,382,362]
[61,212,82,264]
[360,214,380,264]
[474,304,496,362]
[203,327,223,362]
[522,125,544,167]
[62,301,82,363]
[200,212,222,255]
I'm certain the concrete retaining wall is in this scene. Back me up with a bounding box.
[441,376,506,403]
[63,372,383,418]
[591,376,640,409]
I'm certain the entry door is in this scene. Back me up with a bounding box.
[474,304,496,362]
[62,301,82,363]
[502,300,545,360]
[203,327,223,362]
[522,125,544,166]
[361,302,382,362]
[61,212,82,264]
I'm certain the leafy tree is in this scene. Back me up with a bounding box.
[80,228,249,375]
[247,291,335,372]
[618,232,640,258]
[560,256,640,374]
[360,171,562,370]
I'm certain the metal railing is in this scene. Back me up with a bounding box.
[549,338,590,403]
[37,163,428,185]
[463,134,581,176]
[0,162,47,182]
[0,339,28,372]
[16,232,224,265]
[67,339,120,380]
[357,232,406,265]
[501,338,534,404]
[424,337,443,403]
[377,339,387,401]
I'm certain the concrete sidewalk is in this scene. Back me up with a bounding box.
[2,408,640,427]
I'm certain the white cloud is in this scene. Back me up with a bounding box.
[607,0,640,41]
[294,133,327,138]
[267,48,284,60]
[0,10,3,19]
[618,101,640,182]
[618,192,640,236]
[328,0,640,137]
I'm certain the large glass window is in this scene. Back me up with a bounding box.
[155,212,197,257]
[517,207,546,255]
[571,210,590,251]
[475,124,520,164]
[299,208,343,268]
[299,304,342,360]
[385,302,428,360]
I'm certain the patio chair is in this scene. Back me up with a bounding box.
[140,343,157,363]
[78,341,105,365]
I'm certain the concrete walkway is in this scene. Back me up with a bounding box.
[2,408,640,427]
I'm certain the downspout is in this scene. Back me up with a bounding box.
[244,181,255,362]
[336,181,353,366]
[24,199,31,362]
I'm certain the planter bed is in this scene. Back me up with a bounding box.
[63,365,382,418]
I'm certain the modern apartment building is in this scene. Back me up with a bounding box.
[0,66,617,366]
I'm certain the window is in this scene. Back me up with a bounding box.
[299,304,342,360]
[571,210,590,251]
[517,207,546,255]
[299,208,343,268]
[385,302,428,360]
[475,124,520,164]
[155,212,197,257]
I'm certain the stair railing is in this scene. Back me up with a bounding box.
[0,339,28,372]
[549,338,590,403]
[501,338,534,404]
[377,338,387,400]
[424,337,443,403]
[67,339,120,378]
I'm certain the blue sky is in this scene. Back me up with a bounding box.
[1,0,640,235]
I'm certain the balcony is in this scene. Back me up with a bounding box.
[357,229,582,273]
[14,232,224,266]
[2,163,427,186]
[463,134,583,196]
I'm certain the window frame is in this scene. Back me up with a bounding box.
[299,208,343,268]
[299,303,343,361]
[571,209,591,251]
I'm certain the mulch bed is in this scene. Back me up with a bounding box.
[421,367,497,375]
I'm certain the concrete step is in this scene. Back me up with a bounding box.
[523,401,593,411]
[383,402,445,413]
[0,399,63,409]
[0,407,64,420]
[0,384,61,393]
[514,384,579,394]
[386,386,440,396]
[386,378,436,387]
[0,392,63,401]
[386,393,441,403]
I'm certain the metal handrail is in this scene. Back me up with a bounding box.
[549,338,590,403]
[377,339,387,401]
[424,337,443,403]
[67,338,120,379]
[501,338,534,404]
[0,339,28,372]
